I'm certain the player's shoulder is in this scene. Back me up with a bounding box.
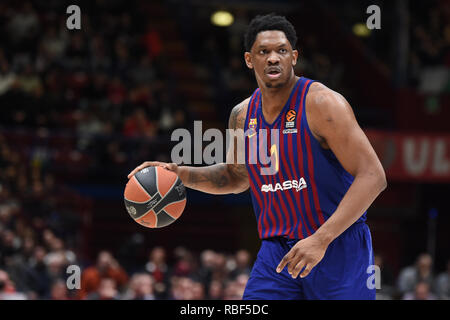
[305,82,356,139]
[231,97,251,116]
[228,97,251,130]
[307,82,346,107]
[306,82,351,119]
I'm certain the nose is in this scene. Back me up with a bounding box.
[267,51,280,65]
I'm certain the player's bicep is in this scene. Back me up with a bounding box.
[330,124,380,178]
[314,93,383,178]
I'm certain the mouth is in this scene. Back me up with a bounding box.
[265,68,282,80]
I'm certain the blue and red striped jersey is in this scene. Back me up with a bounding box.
[244,76,366,240]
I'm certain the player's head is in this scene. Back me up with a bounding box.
[244,13,298,89]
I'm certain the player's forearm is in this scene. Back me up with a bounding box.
[177,164,248,195]
[314,170,387,246]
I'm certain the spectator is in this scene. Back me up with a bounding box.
[397,253,435,296]
[211,253,229,283]
[229,249,252,279]
[173,246,196,277]
[122,273,155,300]
[234,273,249,298]
[79,250,128,299]
[191,279,206,300]
[144,246,170,299]
[40,26,67,61]
[435,259,450,299]
[169,276,205,300]
[403,281,437,300]
[142,25,162,60]
[129,55,157,85]
[170,276,195,300]
[223,280,241,300]
[0,59,16,96]
[49,279,69,300]
[16,63,43,96]
[76,110,105,138]
[44,251,67,284]
[45,237,77,266]
[197,249,216,288]
[0,229,21,263]
[86,278,121,300]
[0,269,27,300]
[7,2,39,46]
[26,246,51,298]
[122,108,158,138]
[207,279,224,300]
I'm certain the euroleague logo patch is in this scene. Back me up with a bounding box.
[283,109,297,134]
[286,110,296,122]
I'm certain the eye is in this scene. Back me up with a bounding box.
[279,48,287,54]
[259,49,267,55]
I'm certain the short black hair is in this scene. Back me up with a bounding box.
[244,13,297,52]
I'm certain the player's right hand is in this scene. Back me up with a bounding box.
[127,161,179,179]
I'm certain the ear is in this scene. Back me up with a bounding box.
[244,52,253,69]
[292,49,299,66]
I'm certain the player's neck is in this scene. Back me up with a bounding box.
[259,75,299,121]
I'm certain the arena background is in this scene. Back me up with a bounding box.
[0,0,449,300]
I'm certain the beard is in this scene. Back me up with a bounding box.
[265,79,288,89]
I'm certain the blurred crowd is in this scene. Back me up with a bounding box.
[0,0,191,185]
[409,0,450,93]
[0,1,188,141]
[0,241,253,300]
[375,253,449,300]
[1,234,449,300]
[0,131,88,301]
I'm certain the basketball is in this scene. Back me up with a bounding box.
[124,166,187,228]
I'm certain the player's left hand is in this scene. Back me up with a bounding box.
[276,234,329,278]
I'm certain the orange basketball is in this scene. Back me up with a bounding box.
[124,166,187,228]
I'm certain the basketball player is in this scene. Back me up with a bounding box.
[128,14,387,299]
